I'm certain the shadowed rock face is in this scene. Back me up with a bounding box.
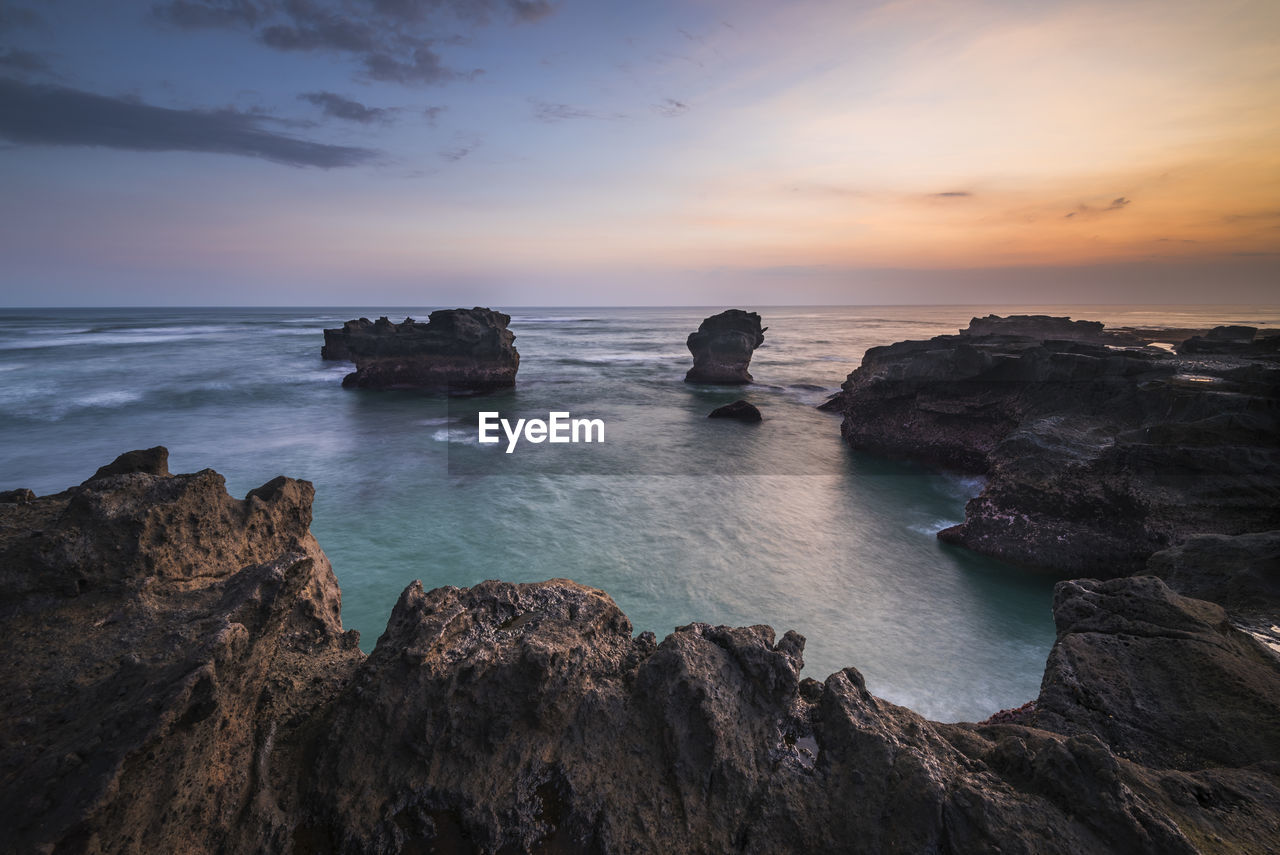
[821,316,1280,576]
[3,451,1279,854]
[323,308,519,393]
[685,310,766,384]
[708,399,762,421]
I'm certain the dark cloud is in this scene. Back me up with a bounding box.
[0,48,47,73]
[423,105,446,125]
[299,91,391,123]
[507,0,553,22]
[151,0,555,87]
[653,97,688,117]
[0,77,378,167]
[439,135,479,161]
[0,4,42,31]
[532,100,620,122]
[932,191,970,198]
[1066,196,1131,218]
[152,0,262,29]
[365,46,470,84]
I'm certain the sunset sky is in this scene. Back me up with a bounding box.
[1,0,1277,305]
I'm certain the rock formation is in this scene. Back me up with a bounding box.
[821,315,1280,576]
[3,450,1279,853]
[323,309,519,393]
[321,317,373,361]
[685,310,766,384]
[708,399,762,421]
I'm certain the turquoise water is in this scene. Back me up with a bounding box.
[3,305,1275,720]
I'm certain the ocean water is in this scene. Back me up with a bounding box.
[2,304,1275,721]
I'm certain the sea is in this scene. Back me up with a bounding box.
[2,304,1276,722]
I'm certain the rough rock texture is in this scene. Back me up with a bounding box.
[0,449,362,854]
[326,309,519,393]
[1147,531,1280,616]
[321,318,373,361]
[685,310,766,384]
[5,453,1280,854]
[708,399,763,422]
[821,316,1280,576]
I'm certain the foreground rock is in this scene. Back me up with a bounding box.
[708,399,762,421]
[822,315,1280,577]
[3,451,1279,853]
[685,310,766,383]
[324,309,519,393]
[0,448,361,853]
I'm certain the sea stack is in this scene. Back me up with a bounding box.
[327,308,519,393]
[685,309,766,384]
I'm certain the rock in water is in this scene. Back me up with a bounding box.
[332,308,519,393]
[3,452,1280,853]
[823,316,1280,576]
[708,399,763,421]
[685,309,766,384]
[321,317,373,360]
[961,313,1106,340]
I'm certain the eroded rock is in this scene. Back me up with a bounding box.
[3,453,1279,854]
[685,310,766,384]
[325,309,519,393]
[823,317,1280,576]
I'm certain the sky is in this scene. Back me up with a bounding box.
[0,0,1277,306]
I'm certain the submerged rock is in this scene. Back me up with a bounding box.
[685,309,766,384]
[823,316,1280,577]
[3,451,1279,853]
[326,308,520,393]
[708,399,762,421]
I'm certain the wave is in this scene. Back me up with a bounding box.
[908,518,962,535]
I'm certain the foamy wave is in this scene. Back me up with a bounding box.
[432,428,478,444]
[909,518,961,535]
[74,391,143,409]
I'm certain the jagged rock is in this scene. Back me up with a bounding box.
[708,399,762,421]
[0,488,34,504]
[685,310,766,384]
[0,450,361,853]
[83,445,170,483]
[327,309,519,393]
[4,453,1280,854]
[321,317,374,361]
[823,319,1280,576]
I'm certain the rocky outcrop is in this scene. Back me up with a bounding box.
[3,451,1279,854]
[0,448,362,853]
[708,399,762,421]
[822,317,1280,577]
[962,314,1105,340]
[685,310,766,384]
[321,317,374,361]
[1146,531,1280,616]
[1178,325,1280,357]
[326,309,519,393]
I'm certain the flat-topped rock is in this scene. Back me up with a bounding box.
[962,314,1105,340]
[327,308,519,393]
[685,309,766,384]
